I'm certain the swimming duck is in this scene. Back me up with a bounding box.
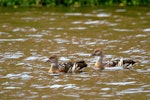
[46,55,87,73]
[91,48,136,70]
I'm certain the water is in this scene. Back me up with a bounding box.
[0,7,149,99]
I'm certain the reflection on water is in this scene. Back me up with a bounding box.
[112,28,134,32]
[0,38,27,42]
[117,88,150,95]
[143,28,150,32]
[0,7,150,99]
[105,81,136,85]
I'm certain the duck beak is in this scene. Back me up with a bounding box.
[90,53,95,56]
[45,59,50,63]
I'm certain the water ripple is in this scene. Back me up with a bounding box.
[135,34,147,37]
[26,34,43,38]
[54,38,69,44]
[105,81,136,85]
[71,21,82,24]
[84,20,99,24]
[65,13,82,16]
[143,28,150,32]
[2,72,33,80]
[4,87,21,89]
[0,38,27,42]
[97,13,111,17]
[116,88,150,95]
[50,84,79,89]
[0,52,24,60]
[69,27,87,30]
[136,69,150,73]
[112,28,134,32]
[115,9,126,12]
[0,31,8,35]
[24,56,39,61]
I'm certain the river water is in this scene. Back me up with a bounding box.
[0,7,150,99]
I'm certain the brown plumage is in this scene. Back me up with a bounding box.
[91,48,136,70]
[46,55,87,73]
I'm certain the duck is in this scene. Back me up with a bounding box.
[46,55,87,73]
[90,48,136,70]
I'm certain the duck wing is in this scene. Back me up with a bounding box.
[105,59,136,68]
[58,60,87,73]
[58,62,74,73]
[74,60,87,70]
[122,60,136,69]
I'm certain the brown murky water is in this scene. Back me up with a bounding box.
[0,7,150,99]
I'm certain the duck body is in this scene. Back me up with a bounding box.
[106,58,136,69]
[46,55,87,73]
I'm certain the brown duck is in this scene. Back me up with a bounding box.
[91,48,136,70]
[46,55,87,73]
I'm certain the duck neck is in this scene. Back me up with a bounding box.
[48,60,59,73]
[97,56,103,62]
[95,55,104,70]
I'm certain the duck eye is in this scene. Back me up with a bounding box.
[95,50,99,53]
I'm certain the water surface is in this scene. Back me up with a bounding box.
[0,7,150,99]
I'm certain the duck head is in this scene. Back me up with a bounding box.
[46,55,59,73]
[46,55,58,63]
[90,48,104,57]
